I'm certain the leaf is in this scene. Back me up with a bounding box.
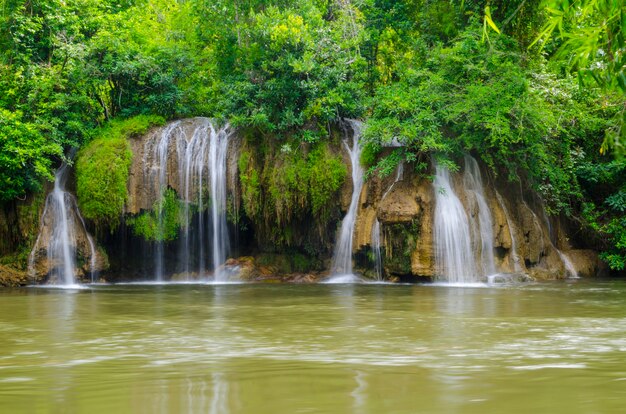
[484,6,501,34]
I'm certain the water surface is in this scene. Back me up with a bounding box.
[1,281,625,413]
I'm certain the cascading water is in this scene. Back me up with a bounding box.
[463,155,496,276]
[48,166,75,285]
[28,163,97,285]
[381,162,404,201]
[143,119,232,281]
[147,121,181,281]
[330,120,364,277]
[558,251,579,279]
[433,163,478,283]
[208,126,231,282]
[371,219,383,280]
[76,211,98,282]
[178,123,210,277]
[539,204,579,279]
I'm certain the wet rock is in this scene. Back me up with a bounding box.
[0,265,29,287]
[224,256,258,281]
[566,249,607,278]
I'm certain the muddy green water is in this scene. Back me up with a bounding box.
[1,281,626,413]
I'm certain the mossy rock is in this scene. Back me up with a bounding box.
[76,115,165,229]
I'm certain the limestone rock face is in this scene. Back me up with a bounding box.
[349,155,602,281]
[126,118,240,215]
[352,163,435,279]
[566,249,607,278]
[117,119,608,281]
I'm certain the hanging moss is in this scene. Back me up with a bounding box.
[307,145,346,220]
[238,150,262,219]
[384,220,419,275]
[238,136,347,250]
[127,188,184,242]
[76,115,165,229]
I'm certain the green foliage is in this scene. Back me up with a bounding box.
[0,109,61,200]
[364,26,613,215]
[75,116,164,228]
[0,0,623,273]
[238,150,262,219]
[238,136,347,248]
[128,188,184,242]
[93,115,166,141]
[195,1,367,134]
[531,0,625,157]
[577,158,626,271]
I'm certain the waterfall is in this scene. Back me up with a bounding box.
[381,162,404,201]
[495,191,523,272]
[558,251,579,279]
[539,204,579,279]
[330,120,364,276]
[208,126,231,282]
[433,163,478,283]
[76,210,97,282]
[371,219,382,280]
[463,155,496,276]
[28,164,97,285]
[147,121,181,281]
[143,119,232,281]
[49,166,75,285]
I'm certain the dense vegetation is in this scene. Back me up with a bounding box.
[0,0,624,270]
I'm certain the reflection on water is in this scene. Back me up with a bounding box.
[1,281,626,413]
[351,370,367,414]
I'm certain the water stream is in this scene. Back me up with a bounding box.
[381,161,404,201]
[463,155,496,276]
[330,120,364,278]
[371,219,382,280]
[143,119,232,281]
[28,164,96,285]
[433,163,478,283]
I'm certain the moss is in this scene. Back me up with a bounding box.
[95,115,166,141]
[127,188,184,242]
[307,145,346,219]
[265,141,346,223]
[360,141,381,168]
[237,131,348,251]
[256,251,320,273]
[384,220,419,275]
[0,244,32,271]
[76,115,165,229]
[238,150,262,219]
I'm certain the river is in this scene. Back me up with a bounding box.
[1,281,625,413]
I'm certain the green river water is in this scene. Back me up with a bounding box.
[1,280,625,413]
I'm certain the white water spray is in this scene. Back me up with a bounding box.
[208,126,231,282]
[330,120,364,277]
[143,119,232,281]
[381,162,404,201]
[28,163,97,285]
[371,219,382,280]
[433,163,478,283]
[463,155,496,276]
